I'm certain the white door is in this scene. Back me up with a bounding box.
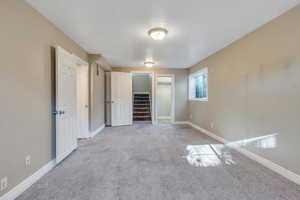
[55,46,78,164]
[77,65,89,138]
[111,72,133,126]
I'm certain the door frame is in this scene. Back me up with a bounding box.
[155,74,175,124]
[131,71,155,124]
[74,56,89,138]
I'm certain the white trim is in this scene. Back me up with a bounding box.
[188,122,300,185]
[189,67,208,101]
[131,71,155,124]
[190,67,208,77]
[89,123,105,138]
[188,122,227,143]
[0,160,56,200]
[189,98,208,102]
[156,74,175,124]
[72,54,88,66]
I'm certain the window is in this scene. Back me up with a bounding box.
[189,68,208,101]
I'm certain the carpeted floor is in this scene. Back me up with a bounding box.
[17,124,300,200]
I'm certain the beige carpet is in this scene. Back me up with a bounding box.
[17,124,300,200]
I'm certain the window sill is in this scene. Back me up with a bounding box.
[189,98,208,102]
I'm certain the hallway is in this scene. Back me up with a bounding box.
[17,124,300,200]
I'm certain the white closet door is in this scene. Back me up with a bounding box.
[77,65,89,138]
[111,72,133,126]
[55,46,78,164]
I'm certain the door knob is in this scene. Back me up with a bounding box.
[52,110,65,115]
[52,111,60,115]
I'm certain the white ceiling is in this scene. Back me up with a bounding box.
[25,0,300,68]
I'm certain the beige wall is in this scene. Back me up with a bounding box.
[189,5,300,175]
[0,0,88,196]
[113,67,189,122]
[132,74,152,93]
[89,63,105,131]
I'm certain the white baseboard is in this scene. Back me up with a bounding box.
[89,123,105,138]
[188,121,300,185]
[188,122,227,143]
[158,116,171,120]
[0,160,56,200]
[173,121,190,125]
[0,124,105,200]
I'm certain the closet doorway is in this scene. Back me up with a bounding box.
[156,74,175,124]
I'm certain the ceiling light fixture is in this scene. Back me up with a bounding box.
[148,27,168,40]
[144,61,155,68]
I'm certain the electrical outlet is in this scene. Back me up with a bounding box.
[190,114,193,120]
[25,155,31,167]
[0,177,8,192]
[210,122,214,129]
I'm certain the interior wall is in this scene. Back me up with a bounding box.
[89,63,105,132]
[112,67,189,122]
[157,82,172,118]
[189,5,300,175]
[0,0,88,196]
[132,74,152,93]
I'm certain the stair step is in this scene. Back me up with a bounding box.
[134,113,150,116]
[134,107,150,110]
[133,117,152,121]
[134,104,150,105]
[134,94,149,98]
[133,121,152,123]
[133,118,152,121]
[134,97,149,99]
[134,104,150,107]
[133,92,151,118]
[133,115,151,117]
[134,110,150,113]
[133,111,151,114]
[134,99,149,101]
[134,101,149,104]
[133,110,151,112]
[133,107,150,111]
[134,105,150,108]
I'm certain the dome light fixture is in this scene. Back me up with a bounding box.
[148,27,168,40]
[144,60,155,68]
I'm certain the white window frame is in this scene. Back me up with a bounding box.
[189,67,208,101]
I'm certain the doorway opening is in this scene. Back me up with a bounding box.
[132,72,154,124]
[156,75,175,124]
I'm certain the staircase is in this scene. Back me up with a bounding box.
[133,93,152,122]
